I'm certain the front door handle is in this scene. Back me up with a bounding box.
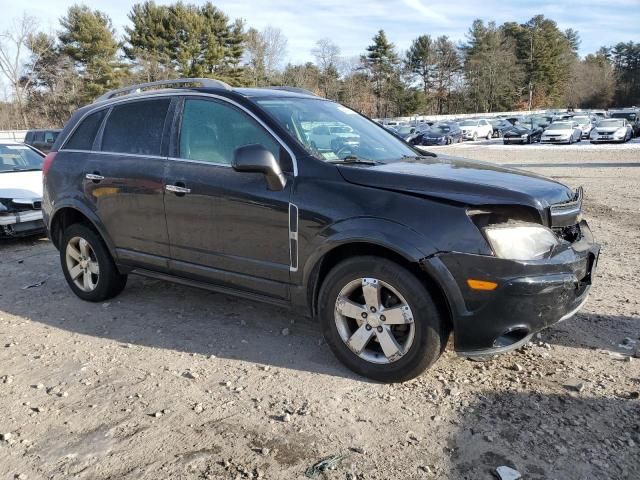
[85,173,104,182]
[165,184,191,195]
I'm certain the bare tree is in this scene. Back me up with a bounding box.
[312,38,340,71]
[0,14,49,128]
[244,26,288,86]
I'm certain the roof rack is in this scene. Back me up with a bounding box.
[268,86,318,97]
[96,78,232,102]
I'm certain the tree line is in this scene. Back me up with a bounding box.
[0,2,638,129]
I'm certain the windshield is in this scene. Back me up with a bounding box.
[611,112,637,121]
[256,98,417,163]
[598,119,624,127]
[546,122,572,130]
[432,124,452,134]
[573,117,591,125]
[458,120,478,127]
[0,144,44,173]
[396,126,413,135]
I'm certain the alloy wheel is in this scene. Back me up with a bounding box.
[65,236,100,292]
[334,277,415,364]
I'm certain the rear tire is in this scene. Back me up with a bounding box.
[318,256,448,382]
[60,223,127,302]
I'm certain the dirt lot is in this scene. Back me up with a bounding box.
[1,143,639,480]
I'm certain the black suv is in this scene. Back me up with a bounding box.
[24,129,61,153]
[43,79,599,382]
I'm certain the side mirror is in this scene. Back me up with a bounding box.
[232,144,286,191]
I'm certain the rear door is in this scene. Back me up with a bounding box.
[164,96,293,299]
[82,97,174,271]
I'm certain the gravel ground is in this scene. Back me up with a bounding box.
[1,144,639,480]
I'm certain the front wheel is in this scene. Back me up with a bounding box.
[60,223,127,302]
[318,257,448,382]
[472,132,478,141]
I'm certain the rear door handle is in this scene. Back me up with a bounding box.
[165,184,191,195]
[85,173,104,182]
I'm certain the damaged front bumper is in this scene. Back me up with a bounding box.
[0,209,45,237]
[421,221,600,358]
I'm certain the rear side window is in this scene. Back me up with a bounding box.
[102,99,171,156]
[65,110,107,151]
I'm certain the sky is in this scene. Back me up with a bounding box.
[1,0,639,64]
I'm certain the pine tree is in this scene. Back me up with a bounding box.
[362,30,400,117]
[463,20,523,112]
[406,35,436,105]
[59,5,124,102]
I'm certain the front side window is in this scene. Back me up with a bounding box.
[179,99,280,165]
[255,98,416,163]
[102,99,171,155]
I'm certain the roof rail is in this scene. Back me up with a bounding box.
[268,86,318,97]
[96,78,232,102]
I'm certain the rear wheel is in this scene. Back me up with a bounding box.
[318,257,448,382]
[486,131,492,140]
[60,224,127,302]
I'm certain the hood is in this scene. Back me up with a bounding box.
[543,127,573,135]
[595,125,624,132]
[0,170,43,199]
[423,130,448,138]
[504,126,533,136]
[337,155,573,211]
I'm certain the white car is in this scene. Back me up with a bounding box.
[457,119,493,141]
[572,116,596,139]
[540,122,582,144]
[0,142,45,238]
[590,119,634,143]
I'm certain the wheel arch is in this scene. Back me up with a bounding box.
[49,204,116,258]
[305,240,452,332]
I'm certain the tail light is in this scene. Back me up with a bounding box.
[42,152,57,176]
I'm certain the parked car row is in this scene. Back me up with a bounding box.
[382,107,638,147]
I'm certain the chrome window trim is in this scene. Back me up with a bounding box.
[58,91,298,176]
[166,156,232,168]
[60,149,166,161]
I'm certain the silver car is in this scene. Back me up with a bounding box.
[590,119,634,143]
[540,121,582,144]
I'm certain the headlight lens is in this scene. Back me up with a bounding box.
[521,134,528,138]
[484,224,559,260]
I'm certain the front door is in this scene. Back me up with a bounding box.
[164,97,292,299]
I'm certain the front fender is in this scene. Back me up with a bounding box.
[299,216,436,288]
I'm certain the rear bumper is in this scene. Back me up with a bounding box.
[421,221,599,357]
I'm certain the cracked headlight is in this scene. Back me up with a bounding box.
[484,224,559,260]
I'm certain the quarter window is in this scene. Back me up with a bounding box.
[102,99,171,155]
[65,110,107,151]
[179,99,279,165]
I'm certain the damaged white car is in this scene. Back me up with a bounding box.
[0,142,45,238]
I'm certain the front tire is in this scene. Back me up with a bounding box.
[318,257,448,382]
[60,223,127,302]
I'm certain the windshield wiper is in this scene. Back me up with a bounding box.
[328,155,381,165]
